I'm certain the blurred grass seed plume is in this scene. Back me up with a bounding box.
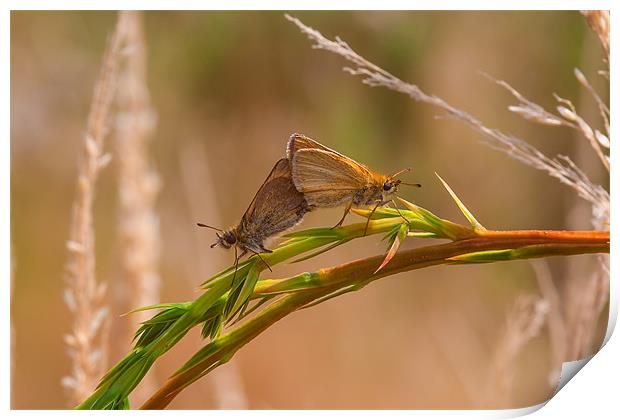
[114,11,162,404]
[62,14,130,404]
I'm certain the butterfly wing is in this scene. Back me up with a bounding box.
[286,133,342,160]
[291,148,373,208]
[239,158,308,253]
[241,158,292,222]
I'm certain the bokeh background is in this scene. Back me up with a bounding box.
[11,11,609,409]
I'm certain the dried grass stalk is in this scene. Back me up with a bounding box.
[178,141,249,409]
[114,11,161,404]
[486,295,549,407]
[561,13,610,361]
[178,140,221,280]
[115,10,160,341]
[285,14,609,229]
[287,14,610,408]
[489,12,610,381]
[565,270,609,360]
[574,68,610,138]
[530,261,567,387]
[486,73,610,174]
[62,13,129,405]
[580,11,610,62]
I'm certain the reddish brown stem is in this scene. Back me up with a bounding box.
[141,229,608,409]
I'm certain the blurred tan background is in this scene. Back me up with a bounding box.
[11,11,609,409]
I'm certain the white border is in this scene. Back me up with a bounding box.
[0,0,616,11]
[4,2,617,418]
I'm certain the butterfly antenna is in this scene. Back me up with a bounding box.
[400,182,422,188]
[391,167,411,178]
[231,245,240,286]
[255,253,273,272]
[197,222,223,232]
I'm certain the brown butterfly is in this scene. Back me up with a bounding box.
[198,157,309,269]
[286,133,420,232]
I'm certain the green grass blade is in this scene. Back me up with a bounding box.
[435,172,486,231]
[375,223,409,274]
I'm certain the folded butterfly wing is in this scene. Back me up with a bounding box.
[238,158,308,253]
[291,148,373,208]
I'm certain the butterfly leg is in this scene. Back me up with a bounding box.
[390,199,411,225]
[363,201,383,236]
[231,245,240,287]
[331,199,353,229]
[253,252,273,272]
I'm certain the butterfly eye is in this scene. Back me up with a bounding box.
[383,181,393,191]
[219,231,236,246]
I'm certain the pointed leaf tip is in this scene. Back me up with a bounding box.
[435,173,485,231]
[448,249,513,263]
[396,197,422,217]
[229,267,261,318]
[374,223,408,274]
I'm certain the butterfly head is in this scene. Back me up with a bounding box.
[213,230,237,249]
[381,168,421,201]
[382,178,401,197]
[197,223,238,249]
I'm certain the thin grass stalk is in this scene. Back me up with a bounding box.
[141,229,608,409]
[115,11,161,405]
[178,141,249,408]
[285,14,609,228]
[484,294,549,408]
[116,10,160,332]
[580,11,610,62]
[530,260,567,387]
[565,270,609,360]
[496,11,611,369]
[287,15,610,400]
[485,73,610,174]
[559,26,611,363]
[62,13,129,405]
[178,141,223,281]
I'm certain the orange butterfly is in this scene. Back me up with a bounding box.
[199,157,309,268]
[287,133,420,232]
